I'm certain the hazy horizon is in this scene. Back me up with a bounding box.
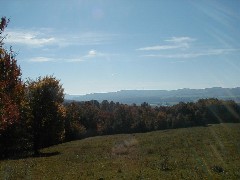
[67,86,240,96]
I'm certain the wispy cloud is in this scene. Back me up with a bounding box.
[137,36,195,51]
[142,48,240,59]
[28,49,113,63]
[68,49,105,62]
[64,58,85,62]
[5,29,56,47]
[5,28,119,48]
[29,57,55,62]
[137,45,181,51]
[138,36,239,59]
[28,56,84,63]
[165,37,195,43]
[65,32,119,46]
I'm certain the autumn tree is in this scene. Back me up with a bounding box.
[27,76,65,155]
[0,17,30,156]
[156,111,168,129]
[65,102,86,140]
[79,101,100,136]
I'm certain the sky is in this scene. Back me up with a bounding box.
[1,0,240,95]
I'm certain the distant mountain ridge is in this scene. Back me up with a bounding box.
[65,87,240,105]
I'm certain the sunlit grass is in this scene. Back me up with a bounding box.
[0,123,240,179]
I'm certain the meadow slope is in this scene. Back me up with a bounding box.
[1,123,240,179]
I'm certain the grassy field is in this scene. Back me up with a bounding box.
[0,123,240,179]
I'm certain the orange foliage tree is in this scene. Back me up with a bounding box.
[0,17,29,156]
[0,17,25,134]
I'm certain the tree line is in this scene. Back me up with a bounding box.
[64,98,240,140]
[1,17,240,158]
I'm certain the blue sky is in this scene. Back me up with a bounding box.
[2,0,240,94]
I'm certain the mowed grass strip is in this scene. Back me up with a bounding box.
[1,123,240,179]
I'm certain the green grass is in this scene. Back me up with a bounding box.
[1,123,240,179]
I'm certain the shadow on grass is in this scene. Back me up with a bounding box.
[0,151,60,160]
[33,151,60,158]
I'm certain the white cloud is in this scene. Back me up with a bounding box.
[85,50,97,57]
[65,58,85,62]
[28,49,110,63]
[137,45,181,51]
[64,49,107,62]
[67,49,120,62]
[137,36,195,51]
[70,50,103,61]
[138,36,239,59]
[83,49,106,59]
[142,48,240,59]
[29,57,54,62]
[5,30,56,47]
[88,50,97,56]
[165,36,195,43]
[4,29,119,48]
[69,32,119,46]
[28,56,84,63]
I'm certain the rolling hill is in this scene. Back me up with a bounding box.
[66,87,240,105]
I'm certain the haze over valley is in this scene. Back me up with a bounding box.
[66,87,240,105]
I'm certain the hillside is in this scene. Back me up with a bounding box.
[1,123,239,179]
[66,87,240,105]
